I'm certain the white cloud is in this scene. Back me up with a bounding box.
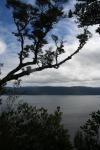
[1,0,100,87]
[0,40,6,54]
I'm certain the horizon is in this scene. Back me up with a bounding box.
[5,86,100,95]
[6,85,100,88]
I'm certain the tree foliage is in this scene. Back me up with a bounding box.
[72,0,100,58]
[74,0,100,38]
[0,0,90,87]
[74,110,100,150]
[74,0,100,27]
[0,102,72,150]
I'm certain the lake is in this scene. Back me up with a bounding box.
[1,95,100,138]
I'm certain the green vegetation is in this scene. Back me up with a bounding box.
[1,1,100,150]
[0,0,89,87]
[0,101,72,150]
[74,110,100,150]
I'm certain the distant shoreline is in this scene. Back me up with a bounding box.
[3,86,100,95]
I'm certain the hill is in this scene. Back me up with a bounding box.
[4,86,100,95]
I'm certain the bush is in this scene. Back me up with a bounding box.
[0,102,72,150]
[74,111,100,150]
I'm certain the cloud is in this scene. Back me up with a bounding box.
[20,28,100,87]
[2,23,100,87]
[1,0,100,87]
[0,40,6,54]
[22,0,35,5]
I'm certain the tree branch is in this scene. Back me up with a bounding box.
[0,0,90,88]
[0,41,85,88]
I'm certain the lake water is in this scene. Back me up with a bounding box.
[2,95,100,138]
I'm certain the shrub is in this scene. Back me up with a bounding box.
[74,110,100,150]
[0,102,72,150]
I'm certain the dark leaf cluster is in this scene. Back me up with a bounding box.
[74,110,100,150]
[0,102,72,150]
[74,0,100,29]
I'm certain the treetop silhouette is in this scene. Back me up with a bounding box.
[0,0,91,87]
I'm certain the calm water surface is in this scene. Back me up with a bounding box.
[2,95,100,138]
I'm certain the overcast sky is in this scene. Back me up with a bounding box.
[0,0,100,87]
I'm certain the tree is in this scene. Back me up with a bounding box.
[74,0,100,26]
[0,64,5,103]
[0,102,73,150]
[74,0,100,38]
[74,110,100,150]
[0,0,90,87]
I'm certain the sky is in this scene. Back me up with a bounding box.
[0,0,100,87]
